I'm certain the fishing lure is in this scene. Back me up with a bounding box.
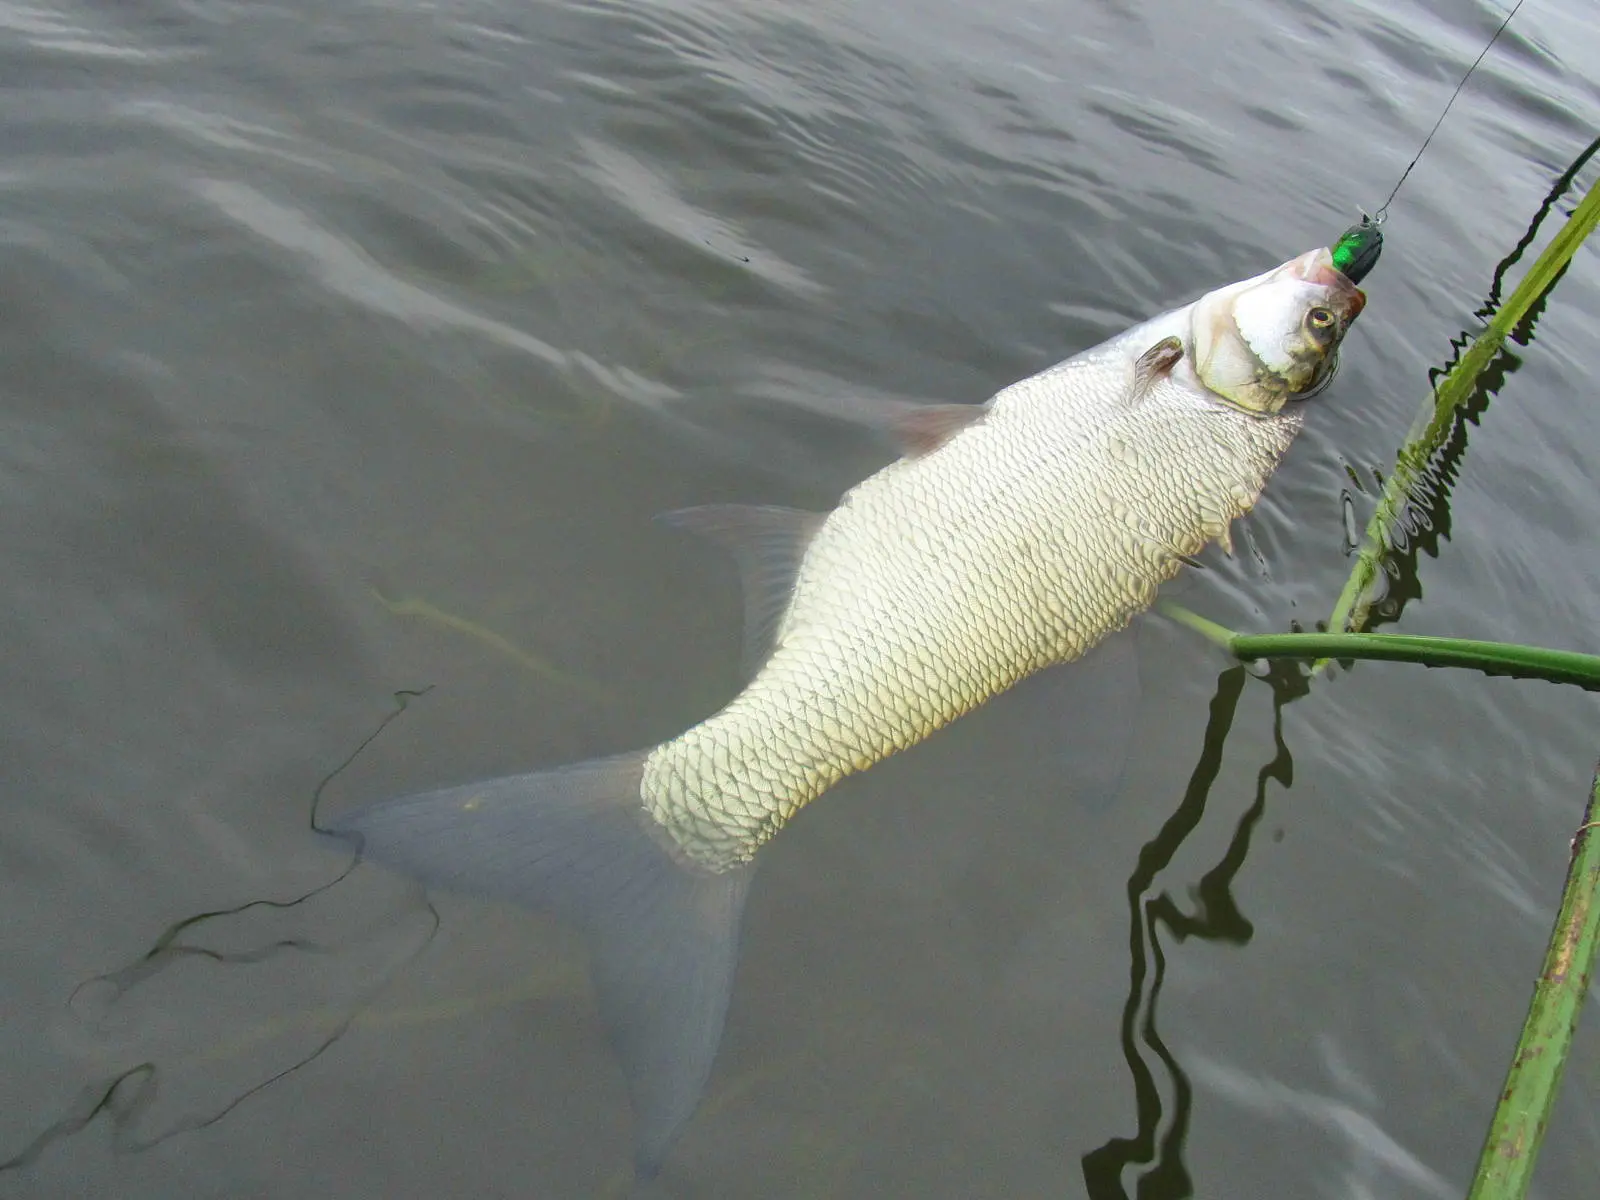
[1332,217,1383,285]
[1325,0,1525,285]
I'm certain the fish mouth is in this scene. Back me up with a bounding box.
[1291,349,1341,402]
[1287,247,1367,323]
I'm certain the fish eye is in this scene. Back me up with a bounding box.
[1306,306,1336,330]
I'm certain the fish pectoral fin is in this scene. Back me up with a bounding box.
[890,402,989,457]
[1130,336,1185,403]
[325,753,754,1178]
[658,504,826,673]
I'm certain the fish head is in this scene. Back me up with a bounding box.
[1189,247,1366,414]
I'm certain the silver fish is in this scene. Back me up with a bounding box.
[331,246,1365,1174]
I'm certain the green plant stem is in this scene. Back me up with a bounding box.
[1229,632,1600,691]
[1157,596,1600,1194]
[1157,601,1239,649]
[1467,768,1600,1200]
[1155,602,1600,691]
[1328,173,1600,637]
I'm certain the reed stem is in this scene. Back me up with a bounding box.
[1466,768,1600,1199]
[1328,174,1600,637]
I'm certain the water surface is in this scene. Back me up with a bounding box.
[2,0,1599,1195]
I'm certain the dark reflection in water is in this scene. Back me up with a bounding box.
[1353,132,1600,632]
[9,127,1596,1200]
[0,690,438,1174]
[2,0,1597,1193]
[1084,661,1309,1199]
[1085,135,1600,1197]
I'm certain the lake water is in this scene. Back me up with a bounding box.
[3,0,1598,1196]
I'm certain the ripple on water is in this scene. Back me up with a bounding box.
[194,177,569,369]
[2,0,1600,1194]
[576,136,823,298]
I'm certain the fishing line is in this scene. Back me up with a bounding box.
[1373,0,1529,223]
[1330,0,1528,284]
[1,690,446,1175]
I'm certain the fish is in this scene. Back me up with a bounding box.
[329,245,1366,1175]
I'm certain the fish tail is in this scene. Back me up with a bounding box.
[325,751,754,1178]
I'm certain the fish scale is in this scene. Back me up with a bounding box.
[640,341,1305,871]
[333,246,1365,1176]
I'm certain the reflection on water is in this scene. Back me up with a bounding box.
[1084,661,1308,1199]
[1085,137,1600,1198]
[1,0,1598,1194]
[1,691,441,1172]
[1188,1051,1455,1200]
[1343,132,1600,633]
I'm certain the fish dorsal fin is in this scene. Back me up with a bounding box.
[1130,336,1184,402]
[658,504,826,673]
[891,402,988,457]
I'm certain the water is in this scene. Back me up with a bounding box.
[2,0,1598,1195]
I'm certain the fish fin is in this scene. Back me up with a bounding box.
[890,402,988,457]
[659,504,826,672]
[1130,336,1184,403]
[326,753,754,1178]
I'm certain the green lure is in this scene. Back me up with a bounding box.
[1331,218,1383,284]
